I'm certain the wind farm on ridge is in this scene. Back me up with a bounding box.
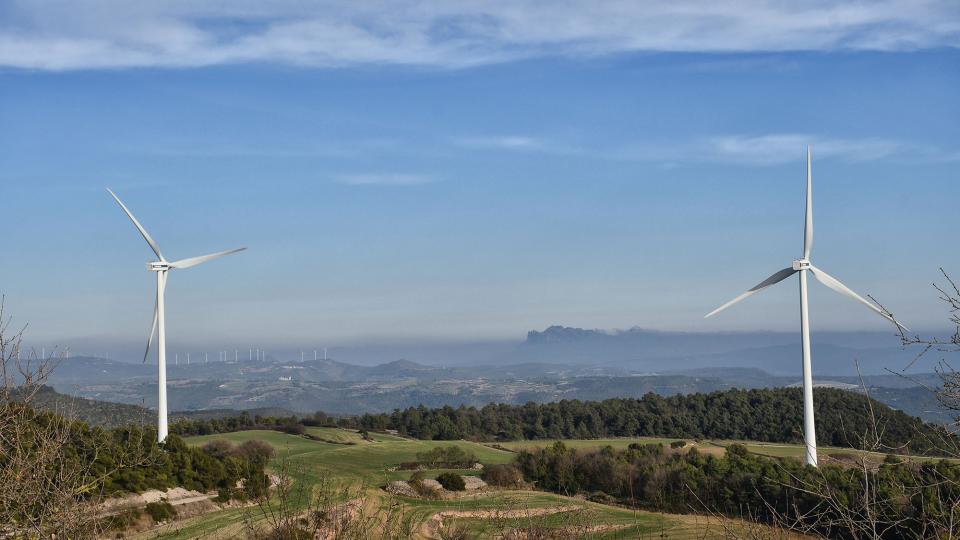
[3,4,957,537]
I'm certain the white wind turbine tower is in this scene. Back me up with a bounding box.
[704,148,906,467]
[108,189,246,443]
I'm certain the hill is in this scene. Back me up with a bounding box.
[18,385,154,427]
[357,387,953,456]
[18,386,299,428]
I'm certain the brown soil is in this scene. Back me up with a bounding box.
[422,505,582,538]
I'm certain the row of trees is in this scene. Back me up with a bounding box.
[165,387,951,456]
[3,404,271,513]
[353,388,950,455]
[517,441,960,539]
[169,410,346,437]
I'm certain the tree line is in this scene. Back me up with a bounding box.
[515,441,960,539]
[167,387,952,457]
[354,388,950,456]
[6,403,270,498]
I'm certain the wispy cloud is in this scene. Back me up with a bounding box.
[612,134,958,165]
[454,135,544,150]
[704,134,905,164]
[1,1,957,70]
[450,133,956,165]
[334,173,435,186]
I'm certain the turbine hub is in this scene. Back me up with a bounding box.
[147,261,170,272]
[792,259,811,271]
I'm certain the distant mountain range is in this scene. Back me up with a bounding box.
[20,385,297,428]
[58,324,921,375]
[45,351,950,424]
[38,324,947,424]
[519,326,915,375]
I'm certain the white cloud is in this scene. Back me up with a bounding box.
[454,135,544,150]
[1,1,957,70]
[334,173,435,186]
[448,133,956,165]
[705,134,904,164]
[612,134,957,165]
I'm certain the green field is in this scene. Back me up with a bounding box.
[494,436,936,464]
[134,429,728,539]
[495,436,685,452]
[134,429,824,539]
[305,426,409,444]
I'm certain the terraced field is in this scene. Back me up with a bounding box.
[495,436,937,464]
[134,429,804,539]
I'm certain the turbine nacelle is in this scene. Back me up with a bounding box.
[147,261,171,272]
[792,259,811,271]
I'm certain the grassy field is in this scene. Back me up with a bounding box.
[305,426,408,444]
[494,436,941,464]
[135,429,820,539]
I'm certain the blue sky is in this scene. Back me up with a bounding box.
[1,1,958,354]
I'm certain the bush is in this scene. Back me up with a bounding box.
[670,440,687,449]
[481,464,523,488]
[408,470,438,498]
[236,439,275,465]
[275,423,306,436]
[416,446,476,468]
[145,501,177,523]
[436,472,466,491]
[245,471,271,499]
[214,487,234,503]
[202,439,235,458]
[587,491,617,505]
[100,508,141,531]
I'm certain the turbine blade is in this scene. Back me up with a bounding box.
[106,188,165,261]
[169,247,246,269]
[809,265,909,331]
[705,267,797,318]
[803,146,813,259]
[144,300,158,363]
[146,272,168,362]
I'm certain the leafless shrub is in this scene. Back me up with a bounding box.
[0,297,153,538]
[244,453,415,539]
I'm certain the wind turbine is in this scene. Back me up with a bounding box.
[704,148,906,467]
[107,189,245,443]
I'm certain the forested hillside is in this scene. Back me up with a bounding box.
[1,397,273,537]
[357,388,953,455]
[4,402,271,497]
[516,441,960,536]
[17,385,153,427]
[14,386,295,428]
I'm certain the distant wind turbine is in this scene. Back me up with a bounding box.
[704,148,906,467]
[107,188,246,443]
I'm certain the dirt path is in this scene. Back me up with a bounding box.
[98,487,215,517]
[421,505,583,538]
[168,493,216,506]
